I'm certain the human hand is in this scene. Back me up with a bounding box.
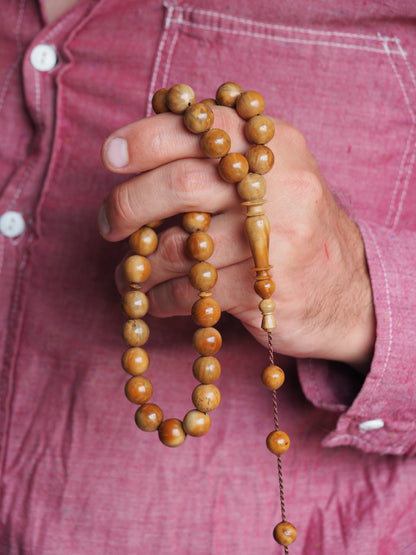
[99,106,375,371]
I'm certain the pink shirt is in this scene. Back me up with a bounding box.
[1,1,416,553]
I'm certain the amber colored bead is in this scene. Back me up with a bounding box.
[129,226,158,256]
[122,347,149,375]
[152,88,170,113]
[254,279,275,299]
[245,115,275,145]
[261,365,285,391]
[166,84,196,114]
[146,219,164,228]
[273,522,297,546]
[192,356,221,383]
[158,418,187,447]
[183,409,211,437]
[237,173,267,201]
[246,145,275,174]
[135,403,163,431]
[193,327,222,356]
[184,102,213,134]
[122,319,150,347]
[266,430,290,456]
[218,153,249,183]
[192,383,221,412]
[125,375,153,404]
[189,262,217,292]
[200,128,231,159]
[124,255,151,286]
[200,98,216,106]
[122,290,149,319]
[186,231,214,261]
[216,82,243,107]
[192,297,221,327]
[259,298,276,332]
[182,212,211,233]
[236,90,266,120]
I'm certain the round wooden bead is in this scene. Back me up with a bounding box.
[135,403,163,431]
[183,102,213,134]
[189,262,217,291]
[152,88,170,113]
[182,212,211,233]
[200,98,216,106]
[166,84,196,114]
[193,327,222,356]
[200,128,231,159]
[245,115,275,145]
[122,290,149,319]
[192,356,221,383]
[273,522,297,546]
[236,90,265,120]
[146,219,164,228]
[192,384,221,412]
[237,173,267,201]
[216,82,243,107]
[218,153,249,183]
[261,365,285,391]
[266,430,290,456]
[254,279,275,299]
[183,409,211,437]
[192,297,221,327]
[122,319,150,347]
[246,145,275,174]
[125,375,153,404]
[158,418,187,447]
[129,226,158,256]
[186,231,214,261]
[122,347,149,375]
[124,255,151,285]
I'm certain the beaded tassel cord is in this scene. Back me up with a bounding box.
[119,82,297,549]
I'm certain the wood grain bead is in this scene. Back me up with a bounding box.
[124,255,151,286]
[246,145,275,174]
[192,384,221,412]
[122,290,149,319]
[192,356,221,383]
[122,347,149,375]
[183,103,213,134]
[216,81,243,107]
[146,219,164,228]
[273,522,297,546]
[135,403,163,431]
[261,365,285,391]
[200,128,231,159]
[193,327,222,356]
[125,375,153,404]
[129,226,158,256]
[237,173,267,201]
[218,152,249,183]
[245,114,275,145]
[151,88,170,113]
[186,231,214,261]
[122,319,150,347]
[254,279,275,299]
[200,98,216,106]
[158,418,186,447]
[183,409,211,437]
[192,297,221,327]
[236,90,265,120]
[166,84,196,114]
[189,262,217,291]
[259,298,276,332]
[182,212,211,233]
[266,430,290,456]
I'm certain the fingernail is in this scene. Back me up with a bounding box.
[106,137,129,168]
[98,204,110,236]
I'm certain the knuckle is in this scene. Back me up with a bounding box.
[282,123,308,152]
[157,228,188,273]
[290,169,323,204]
[168,277,191,306]
[168,160,208,210]
[108,183,137,228]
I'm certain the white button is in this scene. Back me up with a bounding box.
[358,418,385,432]
[0,211,26,238]
[30,44,58,72]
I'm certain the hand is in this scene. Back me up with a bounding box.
[99,107,376,371]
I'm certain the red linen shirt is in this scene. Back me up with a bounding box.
[1,1,416,553]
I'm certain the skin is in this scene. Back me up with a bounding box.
[99,106,376,373]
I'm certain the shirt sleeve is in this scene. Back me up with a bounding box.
[297,220,416,456]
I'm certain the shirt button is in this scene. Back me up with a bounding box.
[30,44,58,72]
[358,418,385,432]
[0,211,26,238]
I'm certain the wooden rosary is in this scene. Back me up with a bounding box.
[119,82,297,550]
